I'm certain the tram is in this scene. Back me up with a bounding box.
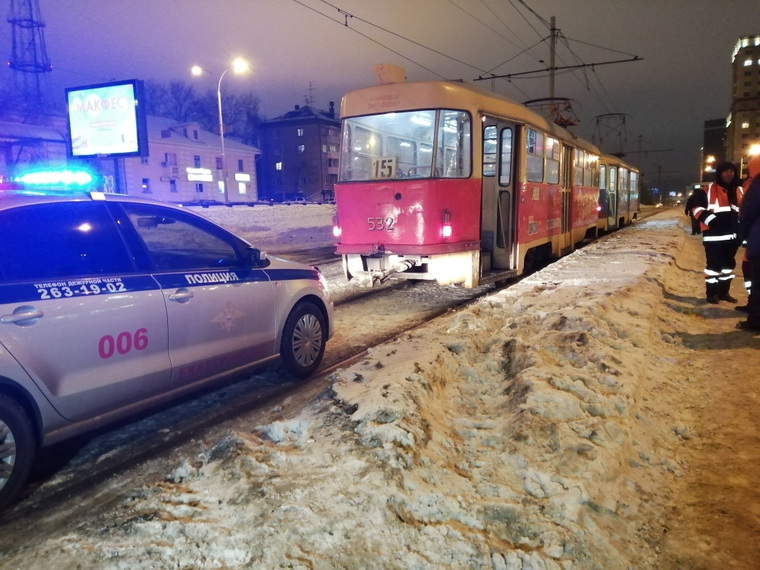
[332,79,607,288]
[597,153,640,233]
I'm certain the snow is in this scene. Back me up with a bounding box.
[1,204,757,568]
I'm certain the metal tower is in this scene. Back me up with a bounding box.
[7,0,52,104]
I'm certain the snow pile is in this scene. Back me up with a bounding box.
[0,212,705,569]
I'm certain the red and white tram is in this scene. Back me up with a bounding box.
[597,153,640,233]
[333,80,608,288]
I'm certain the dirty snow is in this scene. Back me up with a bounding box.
[1,205,758,569]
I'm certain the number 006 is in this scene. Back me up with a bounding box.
[98,328,149,359]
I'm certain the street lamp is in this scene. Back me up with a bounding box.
[192,57,250,203]
[740,143,760,179]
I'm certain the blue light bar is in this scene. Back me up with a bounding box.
[15,168,94,187]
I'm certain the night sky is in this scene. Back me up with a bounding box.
[5,0,760,192]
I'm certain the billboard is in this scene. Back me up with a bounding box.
[65,79,149,158]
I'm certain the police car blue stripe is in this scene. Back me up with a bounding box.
[152,268,270,289]
[0,275,159,304]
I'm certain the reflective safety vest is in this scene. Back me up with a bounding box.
[693,183,741,241]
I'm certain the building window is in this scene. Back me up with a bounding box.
[141,156,149,165]
[297,128,304,137]
[275,161,283,171]
[238,159,244,171]
[170,180,177,193]
[194,155,201,168]
[141,178,151,193]
[216,157,223,170]
[164,152,178,166]
[298,145,305,153]
[195,183,204,193]
[238,182,246,195]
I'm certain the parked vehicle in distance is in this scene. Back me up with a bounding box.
[0,178,334,509]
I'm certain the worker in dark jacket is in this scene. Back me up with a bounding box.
[691,161,743,304]
[737,155,760,330]
[684,189,702,235]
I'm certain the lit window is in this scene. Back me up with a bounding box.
[141,178,151,193]
[275,161,283,171]
[743,122,750,129]
[744,59,753,66]
[297,128,304,137]
[298,145,305,153]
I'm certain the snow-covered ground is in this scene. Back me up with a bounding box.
[1,205,758,569]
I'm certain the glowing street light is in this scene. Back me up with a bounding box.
[740,143,760,179]
[192,57,250,203]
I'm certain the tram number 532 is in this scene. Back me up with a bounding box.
[367,216,396,231]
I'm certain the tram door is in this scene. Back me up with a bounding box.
[559,145,574,252]
[481,120,517,271]
[608,166,619,229]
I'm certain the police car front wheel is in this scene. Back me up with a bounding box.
[280,302,327,378]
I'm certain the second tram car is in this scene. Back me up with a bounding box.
[598,154,640,233]
[333,80,637,288]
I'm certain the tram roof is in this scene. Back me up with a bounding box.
[340,80,601,155]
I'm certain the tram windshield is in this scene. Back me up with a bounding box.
[339,109,471,181]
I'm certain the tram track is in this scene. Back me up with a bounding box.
[0,269,497,527]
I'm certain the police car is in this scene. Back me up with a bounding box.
[0,173,334,509]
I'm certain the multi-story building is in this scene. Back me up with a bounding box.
[727,34,760,176]
[258,103,340,202]
[117,116,260,203]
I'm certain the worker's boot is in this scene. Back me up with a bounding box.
[719,279,738,303]
[706,282,720,304]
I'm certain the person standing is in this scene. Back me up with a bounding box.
[685,188,702,235]
[737,155,760,328]
[691,161,743,304]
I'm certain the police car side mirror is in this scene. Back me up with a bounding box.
[247,247,269,268]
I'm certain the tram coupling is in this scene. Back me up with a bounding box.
[354,259,417,287]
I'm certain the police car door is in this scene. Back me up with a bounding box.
[0,200,172,422]
[120,203,276,386]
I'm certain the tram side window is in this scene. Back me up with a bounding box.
[526,129,544,183]
[573,148,584,186]
[599,165,607,191]
[620,168,629,196]
[609,166,618,192]
[630,171,639,199]
[499,128,513,186]
[585,154,598,186]
[437,110,471,178]
[483,126,497,177]
[545,137,560,184]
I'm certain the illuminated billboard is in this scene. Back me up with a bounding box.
[65,79,149,158]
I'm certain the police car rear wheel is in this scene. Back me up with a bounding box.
[280,302,326,378]
[0,395,36,511]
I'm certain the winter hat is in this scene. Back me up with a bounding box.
[714,161,740,186]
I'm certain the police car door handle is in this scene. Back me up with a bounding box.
[1,307,44,325]
[168,288,194,303]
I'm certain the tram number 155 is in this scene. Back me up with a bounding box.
[367,216,396,231]
[371,156,397,179]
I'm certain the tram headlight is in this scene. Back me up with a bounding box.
[442,209,452,239]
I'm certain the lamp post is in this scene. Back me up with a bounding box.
[192,57,249,203]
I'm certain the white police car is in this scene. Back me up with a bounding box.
[0,179,334,509]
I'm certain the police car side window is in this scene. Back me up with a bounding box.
[121,203,240,271]
[0,202,135,283]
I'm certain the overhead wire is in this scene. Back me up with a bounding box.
[289,0,635,127]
